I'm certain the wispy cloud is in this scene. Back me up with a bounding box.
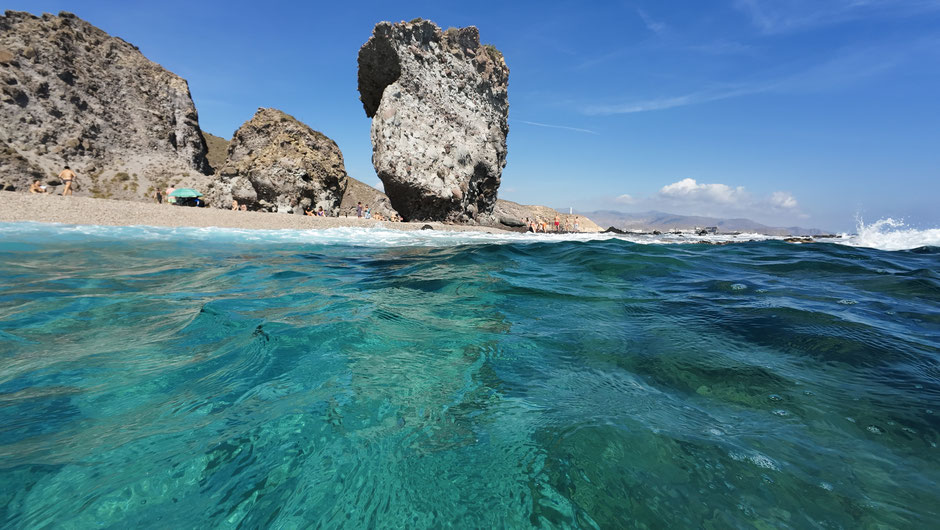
[582,36,928,115]
[517,120,599,135]
[686,40,755,56]
[584,85,760,115]
[636,8,667,35]
[735,0,940,34]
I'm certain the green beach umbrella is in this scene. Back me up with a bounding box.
[168,188,203,198]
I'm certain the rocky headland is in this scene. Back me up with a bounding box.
[0,11,602,233]
[358,19,509,223]
[0,11,211,198]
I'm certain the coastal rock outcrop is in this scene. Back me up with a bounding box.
[492,199,603,232]
[358,19,509,222]
[0,11,212,197]
[206,108,348,214]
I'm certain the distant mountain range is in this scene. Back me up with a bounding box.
[574,209,830,236]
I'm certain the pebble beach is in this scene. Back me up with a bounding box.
[0,193,508,233]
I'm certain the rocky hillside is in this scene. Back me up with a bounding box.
[202,131,229,171]
[0,11,212,198]
[205,108,348,214]
[338,177,399,219]
[358,19,509,223]
[493,200,602,232]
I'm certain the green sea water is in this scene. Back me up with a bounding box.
[0,223,938,528]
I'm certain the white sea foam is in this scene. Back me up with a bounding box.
[1,218,936,250]
[0,222,776,248]
[0,222,614,247]
[837,218,940,251]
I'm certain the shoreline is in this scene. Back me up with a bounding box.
[0,193,509,234]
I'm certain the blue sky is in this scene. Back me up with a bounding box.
[10,0,940,231]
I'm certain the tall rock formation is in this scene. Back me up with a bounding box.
[0,11,211,197]
[358,19,509,222]
[206,108,348,214]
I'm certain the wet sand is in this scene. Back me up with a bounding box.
[0,193,508,233]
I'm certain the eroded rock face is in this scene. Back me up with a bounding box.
[358,19,509,222]
[0,11,211,196]
[206,108,348,214]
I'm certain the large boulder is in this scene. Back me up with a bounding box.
[0,11,212,197]
[206,108,348,214]
[358,19,509,222]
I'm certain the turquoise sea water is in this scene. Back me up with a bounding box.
[0,222,938,528]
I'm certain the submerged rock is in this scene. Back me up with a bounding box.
[0,11,211,196]
[357,19,509,222]
[206,108,348,214]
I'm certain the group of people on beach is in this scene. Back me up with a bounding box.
[351,201,401,222]
[29,166,76,196]
[526,214,580,233]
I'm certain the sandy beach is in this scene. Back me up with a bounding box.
[0,193,510,233]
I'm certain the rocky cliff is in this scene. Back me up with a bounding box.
[0,11,212,197]
[358,19,509,222]
[205,108,348,214]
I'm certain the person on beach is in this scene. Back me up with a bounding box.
[240,204,247,211]
[564,217,571,232]
[554,215,560,232]
[356,202,363,218]
[573,217,580,232]
[365,205,372,219]
[231,200,239,211]
[29,180,47,194]
[317,206,325,216]
[58,166,76,196]
[153,189,163,204]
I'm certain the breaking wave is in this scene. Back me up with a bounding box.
[0,217,937,252]
[838,217,940,252]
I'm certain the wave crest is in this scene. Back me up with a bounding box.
[841,218,940,251]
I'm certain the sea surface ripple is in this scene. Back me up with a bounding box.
[0,223,938,528]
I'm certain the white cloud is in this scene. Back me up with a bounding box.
[659,178,748,204]
[770,191,798,209]
[373,180,384,191]
[610,178,807,225]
